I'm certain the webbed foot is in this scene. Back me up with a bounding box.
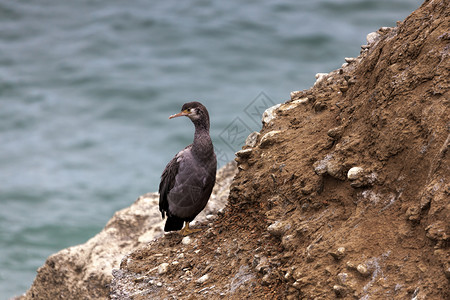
[180,222,201,236]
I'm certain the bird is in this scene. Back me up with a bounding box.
[159,101,217,236]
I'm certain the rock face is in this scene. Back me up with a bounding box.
[21,1,449,299]
[109,2,449,299]
[20,162,237,300]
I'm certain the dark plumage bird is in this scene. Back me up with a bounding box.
[159,102,217,235]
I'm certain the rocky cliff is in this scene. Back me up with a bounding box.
[21,0,449,299]
[19,163,237,299]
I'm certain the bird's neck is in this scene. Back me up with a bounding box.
[192,124,213,158]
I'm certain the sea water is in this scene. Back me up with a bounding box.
[0,0,422,298]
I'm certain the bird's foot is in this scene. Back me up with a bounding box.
[180,222,201,236]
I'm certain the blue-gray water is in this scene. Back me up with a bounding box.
[0,0,422,298]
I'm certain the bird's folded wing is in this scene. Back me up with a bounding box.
[159,154,180,218]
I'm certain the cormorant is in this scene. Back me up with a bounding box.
[159,102,217,235]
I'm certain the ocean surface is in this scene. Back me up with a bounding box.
[0,0,422,298]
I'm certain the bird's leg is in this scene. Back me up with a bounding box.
[180,222,201,236]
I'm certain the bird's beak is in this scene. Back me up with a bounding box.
[169,110,189,119]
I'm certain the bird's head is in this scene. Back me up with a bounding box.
[169,101,209,123]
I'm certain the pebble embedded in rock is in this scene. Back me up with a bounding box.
[267,221,290,237]
[262,104,281,125]
[205,214,216,221]
[327,126,344,140]
[181,236,192,245]
[259,130,281,148]
[314,101,327,112]
[279,102,298,111]
[313,155,331,175]
[357,264,371,277]
[235,149,253,159]
[196,274,209,284]
[347,167,364,180]
[284,271,292,280]
[326,160,345,180]
[292,280,302,290]
[158,262,170,275]
[346,261,357,270]
[245,132,260,147]
[337,247,346,257]
[329,247,346,260]
[261,274,271,286]
[366,31,380,44]
[290,91,300,99]
[314,73,328,85]
[292,97,309,105]
[333,285,347,297]
[279,97,309,111]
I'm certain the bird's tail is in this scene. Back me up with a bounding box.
[164,216,184,232]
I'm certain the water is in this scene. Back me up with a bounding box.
[0,0,422,298]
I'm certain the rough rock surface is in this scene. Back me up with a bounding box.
[19,1,449,299]
[20,162,237,300]
[109,1,449,299]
